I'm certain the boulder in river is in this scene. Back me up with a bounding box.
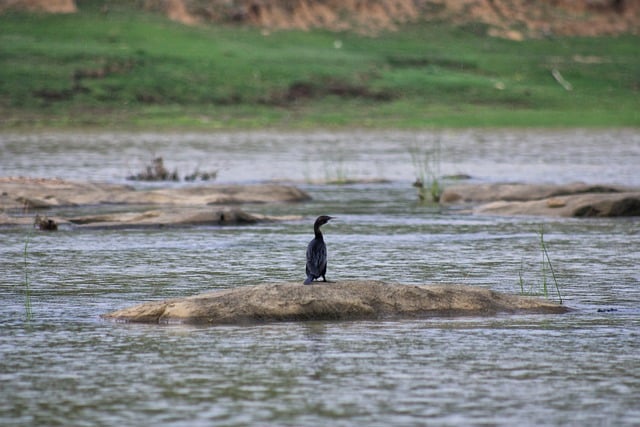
[474,192,640,217]
[0,177,311,210]
[66,207,300,229]
[440,182,640,217]
[0,177,310,228]
[102,281,569,325]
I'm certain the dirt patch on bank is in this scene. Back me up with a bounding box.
[0,0,76,14]
[145,0,640,38]
[3,0,638,38]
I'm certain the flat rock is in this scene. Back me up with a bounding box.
[440,182,640,217]
[440,182,632,204]
[67,207,300,229]
[102,281,569,325]
[475,192,640,217]
[2,207,299,229]
[0,177,310,228]
[0,177,310,210]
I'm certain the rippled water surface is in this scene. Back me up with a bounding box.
[1,130,639,426]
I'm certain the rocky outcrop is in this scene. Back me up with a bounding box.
[441,183,640,217]
[102,281,569,325]
[0,177,309,228]
[474,193,640,217]
[0,177,310,211]
[1,208,298,229]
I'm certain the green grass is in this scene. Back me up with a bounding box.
[1,1,639,129]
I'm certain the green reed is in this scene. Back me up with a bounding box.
[539,225,562,304]
[409,136,443,203]
[518,225,563,304]
[324,156,351,185]
[23,232,33,321]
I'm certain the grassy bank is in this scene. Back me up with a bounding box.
[1,2,639,129]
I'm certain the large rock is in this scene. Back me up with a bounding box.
[68,207,300,228]
[1,207,298,229]
[441,182,640,217]
[0,177,310,210]
[102,281,569,325]
[440,182,631,204]
[0,177,310,227]
[475,193,640,217]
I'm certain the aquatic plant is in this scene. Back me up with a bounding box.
[409,136,443,203]
[184,169,218,181]
[539,225,562,304]
[325,158,350,184]
[518,225,563,304]
[23,232,33,321]
[127,156,179,181]
[127,156,218,182]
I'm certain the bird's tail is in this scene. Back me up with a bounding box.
[303,276,313,285]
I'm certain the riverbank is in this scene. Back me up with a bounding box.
[1,4,639,129]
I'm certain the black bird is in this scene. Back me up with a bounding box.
[304,215,333,285]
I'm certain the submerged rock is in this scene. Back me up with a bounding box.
[441,182,640,217]
[102,281,569,325]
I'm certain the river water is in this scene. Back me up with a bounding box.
[1,129,639,426]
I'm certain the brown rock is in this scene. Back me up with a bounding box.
[67,207,299,228]
[0,177,310,211]
[440,182,630,204]
[546,198,566,208]
[0,177,309,228]
[440,182,640,218]
[474,192,640,217]
[102,281,569,325]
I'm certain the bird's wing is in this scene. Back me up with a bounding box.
[306,239,327,276]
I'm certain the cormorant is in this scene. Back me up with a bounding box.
[304,215,333,285]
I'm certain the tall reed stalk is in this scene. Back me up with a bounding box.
[518,225,563,304]
[23,233,33,321]
[539,225,562,304]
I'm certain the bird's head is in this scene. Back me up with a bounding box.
[315,215,333,227]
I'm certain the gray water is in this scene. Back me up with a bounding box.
[1,130,639,426]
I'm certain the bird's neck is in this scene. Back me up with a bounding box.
[314,225,324,240]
